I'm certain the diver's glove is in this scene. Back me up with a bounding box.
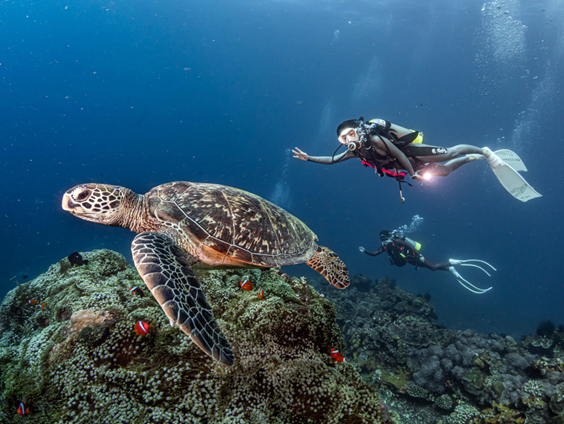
[448,258,496,294]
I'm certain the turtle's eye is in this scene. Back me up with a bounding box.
[76,190,91,202]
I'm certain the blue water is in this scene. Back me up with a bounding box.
[2,0,563,338]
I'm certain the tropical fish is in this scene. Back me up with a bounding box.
[28,299,38,305]
[330,348,346,363]
[129,287,146,297]
[17,402,30,416]
[68,252,88,266]
[240,279,253,291]
[38,302,47,311]
[258,289,264,299]
[134,321,150,336]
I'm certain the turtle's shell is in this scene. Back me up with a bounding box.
[146,181,318,267]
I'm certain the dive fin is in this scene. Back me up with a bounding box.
[448,267,492,294]
[485,149,541,202]
[494,149,527,172]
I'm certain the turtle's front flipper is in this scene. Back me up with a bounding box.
[306,244,349,289]
[131,232,234,366]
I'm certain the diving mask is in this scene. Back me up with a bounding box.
[338,128,361,151]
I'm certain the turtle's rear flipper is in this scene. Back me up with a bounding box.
[132,232,234,366]
[306,244,349,289]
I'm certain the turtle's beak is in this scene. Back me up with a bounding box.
[62,193,83,214]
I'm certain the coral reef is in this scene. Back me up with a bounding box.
[5,254,564,424]
[310,274,564,424]
[0,250,390,424]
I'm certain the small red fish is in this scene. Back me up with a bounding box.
[134,321,150,336]
[38,302,47,311]
[129,287,146,297]
[258,289,264,299]
[17,402,30,416]
[28,299,38,305]
[330,348,346,363]
[240,279,253,291]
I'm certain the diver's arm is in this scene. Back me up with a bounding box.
[372,135,416,177]
[293,147,354,164]
[359,246,385,257]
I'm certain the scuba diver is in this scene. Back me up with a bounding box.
[292,118,541,203]
[359,231,496,294]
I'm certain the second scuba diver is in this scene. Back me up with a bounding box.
[293,118,541,203]
[359,230,496,294]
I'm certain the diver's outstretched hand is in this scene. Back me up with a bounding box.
[358,246,365,253]
[292,147,309,161]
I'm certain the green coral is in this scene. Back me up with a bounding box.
[461,366,487,396]
[434,394,453,411]
[523,380,544,397]
[473,402,525,424]
[447,402,479,424]
[374,367,409,393]
[0,250,388,423]
[405,382,433,401]
[550,384,564,415]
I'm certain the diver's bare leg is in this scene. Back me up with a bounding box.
[418,157,474,177]
[411,256,451,271]
[411,144,483,163]
[421,259,452,271]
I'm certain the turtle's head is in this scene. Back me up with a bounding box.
[62,183,136,227]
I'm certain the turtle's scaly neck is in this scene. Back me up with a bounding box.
[119,193,153,234]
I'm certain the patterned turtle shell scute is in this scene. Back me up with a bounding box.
[146,182,318,267]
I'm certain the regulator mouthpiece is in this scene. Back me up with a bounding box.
[347,141,359,151]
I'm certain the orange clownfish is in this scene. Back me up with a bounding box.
[17,402,30,416]
[28,299,38,305]
[240,279,253,291]
[330,348,346,363]
[134,321,150,336]
[38,302,47,311]
[129,287,146,297]
[258,289,264,299]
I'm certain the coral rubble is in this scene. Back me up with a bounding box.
[0,250,389,424]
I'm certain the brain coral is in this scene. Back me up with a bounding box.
[0,250,387,424]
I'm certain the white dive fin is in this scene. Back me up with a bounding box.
[486,150,541,202]
[494,149,527,172]
[448,267,492,294]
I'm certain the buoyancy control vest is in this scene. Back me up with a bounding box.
[383,236,422,268]
[348,120,422,178]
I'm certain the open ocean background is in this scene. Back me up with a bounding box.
[1,0,563,338]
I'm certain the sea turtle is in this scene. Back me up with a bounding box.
[62,181,349,366]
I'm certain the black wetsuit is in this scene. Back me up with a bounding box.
[363,238,451,271]
[306,122,484,179]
